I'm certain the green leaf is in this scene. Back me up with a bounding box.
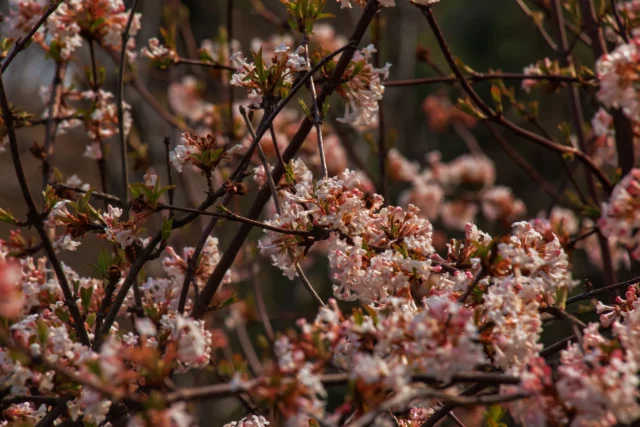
[0,208,17,225]
[36,318,49,344]
[161,217,173,240]
[457,98,487,120]
[490,85,502,114]
[80,287,94,313]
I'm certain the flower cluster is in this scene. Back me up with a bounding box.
[4,0,141,61]
[596,39,640,120]
[230,44,308,108]
[395,150,525,230]
[330,44,390,126]
[504,320,640,427]
[599,168,640,260]
[169,132,243,173]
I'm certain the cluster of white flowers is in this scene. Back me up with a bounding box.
[5,0,141,61]
[337,45,391,127]
[596,39,640,120]
[395,151,525,230]
[599,168,640,260]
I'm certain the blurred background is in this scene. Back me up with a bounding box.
[0,0,610,423]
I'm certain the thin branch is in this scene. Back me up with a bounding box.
[52,183,123,205]
[304,41,329,179]
[0,74,90,347]
[174,58,235,71]
[166,372,520,403]
[384,72,584,87]
[163,137,175,206]
[0,1,64,74]
[610,0,630,43]
[349,389,528,427]
[374,13,386,199]
[484,123,570,206]
[177,216,217,315]
[42,61,68,189]
[230,310,263,376]
[514,0,559,51]
[34,397,71,427]
[541,306,587,328]
[242,107,326,307]
[117,0,139,221]
[421,384,487,427]
[566,276,640,304]
[157,204,317,237]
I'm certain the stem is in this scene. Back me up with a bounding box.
[163,137,175,206]
[374,13,386,199]
[302,38,328,179]
[0,75,91,347]
[157,204,316,237]
[117,0,140,221]
[174,58,235,71]
[177,216,217,315]
[514,0,559,51]
[52,183,123,205]
[227,0,235,137]
[384,72,584,87]
[42,61,68,189]
[566,276,640,304]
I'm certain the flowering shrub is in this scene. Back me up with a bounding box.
[3,0,640,426]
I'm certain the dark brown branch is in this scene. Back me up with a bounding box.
[52,183,123,205]
[385,72,584,87]
[117,0,139,221]
[514,0,559,51]
[0,75,91,347]
[42,61,68,189]
[157,204,317,237]
[566,276,640,304]
[174,58,235,71]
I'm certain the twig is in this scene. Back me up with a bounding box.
[227,0,235,137]
[566,276,640,304]
[374,13,386,199]
[163,137,175,206]
[349,389,528,427]
[157,204,317,237]
[0,74,91,347]
[117,0,139,221]
[514,0,559,51]
[52,183,123,205]
[540,335,574,357]
[302,37,328,178]
[541,306,587,328]
[174,58,235,71]
[610,0,630,43]
[421,384,486,427]
[35,397,71,427]
[484,123,570,206]
[248,252,275,343]
[230,310,263,376]
[42,61,68,189]
[0,1,64,74]
[384,72,584,87]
